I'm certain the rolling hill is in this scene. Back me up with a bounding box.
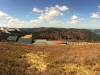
[32,28,100,42]
[0,27,100,42]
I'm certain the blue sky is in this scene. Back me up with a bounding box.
[0,0,100,28]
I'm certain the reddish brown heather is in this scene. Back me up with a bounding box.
[1,42,100,75]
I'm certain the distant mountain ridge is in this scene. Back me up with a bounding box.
[20,27,67,33]
[32,28,100,42]
[0,27,100,42]
[92,29,100,35]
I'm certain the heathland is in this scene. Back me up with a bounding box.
[0,42,100,75]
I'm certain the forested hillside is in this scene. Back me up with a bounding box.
[1,28,100,42]
[32,29,100,42]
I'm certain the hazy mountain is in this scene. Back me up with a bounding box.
[92,29,100,35]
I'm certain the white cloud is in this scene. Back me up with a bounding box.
[30,20,39,23]
[46,9,63,16]
[33,8,43,12]
[0,5,69,28]
[6,16,13,19]
[0,11,29,28]
[67,20,78,24]
[30,5,68,23]
[38,9,63,22]
[38,14,52,22]
[21,21,25,23]
[55,5,69,11]
[0,11,13,20]
[0,11,24,27]
[71,15,78,20]
[49,20,60,25]
[8,18,20,24]
[91,20,96,22]
[1,20,7,22]
[99,5,100,8]
[49,20,65,25]
[67,15,83,24]
[91,13,100,18]
[37,5,67,22]
[0,11,10,19]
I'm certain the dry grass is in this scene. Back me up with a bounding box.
[21,34,32,38]
[0,42,100,75]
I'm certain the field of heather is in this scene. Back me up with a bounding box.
[0,42,100,75]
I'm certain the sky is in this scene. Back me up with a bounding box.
[0,0,100,28]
